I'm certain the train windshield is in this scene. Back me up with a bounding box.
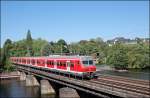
[82,60,93,66]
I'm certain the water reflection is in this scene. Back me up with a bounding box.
[0,79,40,98]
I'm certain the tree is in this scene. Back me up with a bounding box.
[26,30,32,42]
[57,39,69,54]
[32,38,48,56]
[9,40,27,57]
[41,43,54,56]
[69,42,80,54]
[0,48,2,70]
[1,39,14,71]
[3,39,13,58]
[127,42,150,68]
[106,43,128,69]
[26,30,33,56]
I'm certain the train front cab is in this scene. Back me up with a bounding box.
[80,59,97,79]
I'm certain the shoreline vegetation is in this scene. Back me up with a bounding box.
[0,30,149,72]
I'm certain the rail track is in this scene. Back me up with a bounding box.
[97,74,149,86]
[90,79,149,95]
[88,74,150,97]
[55,72,150,97]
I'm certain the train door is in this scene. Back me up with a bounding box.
[54,60,57,69]
[66,61,70,72]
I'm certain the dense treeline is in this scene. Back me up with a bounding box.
[0,30,149,71]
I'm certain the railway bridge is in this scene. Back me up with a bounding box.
[15,64,150,98]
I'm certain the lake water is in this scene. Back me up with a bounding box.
[0,79,41,98]
[0,78,99,98]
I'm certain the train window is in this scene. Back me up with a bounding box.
[51,61,54,65]
[63,62,66,67]
[47,61,53,65]
[60,62,64,66]
[32,60,35,65]
[47,61,50,65]
[82,60,93,66]
[37,60,40,64]
[89,60,93,65]
[57,62,60,66]
[70,62,74,67]
[82,61,88,65]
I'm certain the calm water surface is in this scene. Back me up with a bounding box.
[0,79,98,98]
[0,79,41,98]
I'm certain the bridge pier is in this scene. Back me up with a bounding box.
[40,80,55,95]
[26,75,40,86]
[20,72,26,81]
[10,71,21,75]
[59,87,80,98]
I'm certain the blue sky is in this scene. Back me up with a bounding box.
[1,1,149,46]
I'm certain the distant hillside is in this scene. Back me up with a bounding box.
[106,37,149,45]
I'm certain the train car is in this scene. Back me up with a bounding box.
[10,55,97,78]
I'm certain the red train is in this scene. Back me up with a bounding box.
[10,55,97,78]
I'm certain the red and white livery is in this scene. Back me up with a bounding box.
[10,55,96,78]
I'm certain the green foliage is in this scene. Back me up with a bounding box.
[3,58,15,72]
[32,38,49,56]
[57,39,67,46]
[26,30,32,44]
[9,40,27,56]
[106,43,128,69]
[1,39,14,71]
[1,30,149,70]
[0,48,2,66]
[41,43,53,56]
[26,30,33,56]
[127,43,150,68]
[56,39,69,53]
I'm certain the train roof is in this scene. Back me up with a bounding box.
[11,55,93,60]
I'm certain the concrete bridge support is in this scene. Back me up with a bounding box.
[59,87,80,98]
[20,72,26,81]
[26,75,40,86]
[10,71,21,75]
[40,80,55,95]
